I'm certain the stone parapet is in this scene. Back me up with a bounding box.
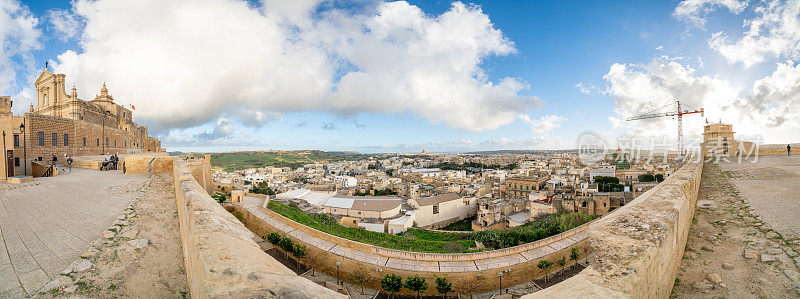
[157,157,342,298]
[527,162,703,298]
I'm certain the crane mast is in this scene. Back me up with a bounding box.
[626,100,703,158]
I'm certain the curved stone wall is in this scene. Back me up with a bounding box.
[230,198,592,295]
[526,162,703,298]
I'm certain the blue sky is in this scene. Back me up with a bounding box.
[3,0,799,153]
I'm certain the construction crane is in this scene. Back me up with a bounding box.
[626,100,704,157]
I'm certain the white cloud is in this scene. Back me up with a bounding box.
[603,57,740,138]
[575,81,596,94]
[707,0,800,67]
[47,8,80,40]
[673,0,747,28]
[520,114,566,135]
[739,60,800,128]
[51,0,541,134]
[0,0,41,95]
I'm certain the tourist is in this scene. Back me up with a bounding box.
[789,144,792,157]
[66,155,73,171]
[51,154,57,166]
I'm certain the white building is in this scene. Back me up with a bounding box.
[334,176,357,188]
[408,193,477,228]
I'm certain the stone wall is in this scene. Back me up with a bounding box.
[229,202,592,295]
[527,162,703,298]
[162,157,341,298]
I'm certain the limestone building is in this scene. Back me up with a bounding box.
[0,68,162,180]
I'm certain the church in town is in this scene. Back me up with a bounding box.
[0,68,162,180]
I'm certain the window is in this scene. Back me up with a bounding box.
[581,201,587,208]
[38,132,44,146]
[106,137,109,147]
[51,133,57,146]
[13,135,19,146]
[433,204,439,214]
[97,139,100,146]
[604,203,607,207]
[114,140,117,147]
[14,158,19,167]
[352,220,357,224]
[63,134,69,146]
[37,157,42,161]
[83,137,86,146]
[124,140,127,147]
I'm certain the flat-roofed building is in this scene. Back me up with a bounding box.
[408,192,477,228]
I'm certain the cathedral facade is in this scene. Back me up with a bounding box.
[0,68,161,179]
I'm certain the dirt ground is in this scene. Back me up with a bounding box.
[671,163,800,298]
[39,174,189,298]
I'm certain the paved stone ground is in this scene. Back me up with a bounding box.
[718,155,800,240]
[0,168,147,297]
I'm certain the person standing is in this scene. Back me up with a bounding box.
[66,155,73,171]
[789,144,792,157]
[51,154,57,166]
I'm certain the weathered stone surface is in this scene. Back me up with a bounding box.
[61,259,92,274]
[767,248,784,255]
[765,231,780,239]
[784,270,800,282]
[743,248,758,259]
[701,245,714,251]
[41,275,72,292]
[760,254,776,263]
[128,238,150,249]
[113,219,130,227]
[120,228,139,239]
[787,250,799,258]
[706,273,723,284]
[102,230,116,239]
[693,281,711,290]
[697,200,718,210]
[80,247,99,259]
[721,262,735,270]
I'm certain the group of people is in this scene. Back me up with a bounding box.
[51,154,74,171]
[101,153,120,171]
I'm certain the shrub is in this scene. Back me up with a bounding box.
[266,232,281,245]
[381,274,403,296]
[279,236,294,252]
[404,275,428,298]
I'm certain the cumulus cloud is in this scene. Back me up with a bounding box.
[575,81,596,94]
[739,60,800,128]
[51,0,541,134]
[47,8,81,40]
[520,114,566,134]
[707,0,800,67]
[673,0,747,28]
[0,0,40,95]
[603,57,739,138]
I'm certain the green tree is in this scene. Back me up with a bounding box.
[594,176,620,192]
[435,276,452,298]
[350,271,368,295]
[537,260,553,283]
[655,174,664,182]
[266,232,281,245]
[249,181,276,196]
[556,256,567,276]
[405,275,428,299]
[569,247,580,270]
[381,274,403,298]
[637,174,655,182]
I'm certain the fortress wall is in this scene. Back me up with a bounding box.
[527,162,703,298]
[230,204,590,295]
[167,157,342,299]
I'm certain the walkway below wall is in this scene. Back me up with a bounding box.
[0,168,147,297]
[237,197,588,273]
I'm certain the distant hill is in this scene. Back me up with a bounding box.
[463,149,578,155]
[183,150,373,172]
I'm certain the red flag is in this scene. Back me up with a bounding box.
[131,104,135,110]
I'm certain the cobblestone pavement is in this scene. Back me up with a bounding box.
[719,155,800,240]
[0,168,147,297]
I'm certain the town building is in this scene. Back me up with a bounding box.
[407,192,478,229]
[0,68,162,180]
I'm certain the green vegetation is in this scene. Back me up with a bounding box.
[569,247,580,269]
[353,188,398,196]
[249,181,275,196]
[638,174,655,182]
[537,260,554,282]
[404,275,428,298]
[594,176,624,192]
[268,201,595,253]
[438,216,475,231]
[265,232,307,259]
[381,274,403,297]
[268,201,474,252]
[211,193,228,204]
[435,276,452,297]
[188,150,371,172]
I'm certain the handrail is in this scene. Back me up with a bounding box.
[43,165,54,177]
